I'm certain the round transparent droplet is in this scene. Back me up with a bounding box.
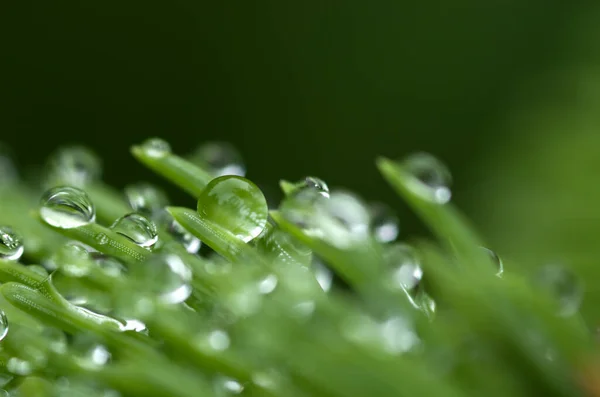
[0,310,8,342]
[156,211,201,254]
[197,176,268,243]
[190,142,246,177]
[317,191,371,248]
[369,203,399,243]
[54,242,92,277]
[385,243,423,292]
[110,213,158,249]
[132,253,192,305]
[141,138,171,158]
[480,246,503,276]
[0,226,24,261]
[402,152,452,204]
[124,182,169,215]
[40,186,96,229]
[46,146,102,188]
[535,264,583,317]
[71,334,111,370]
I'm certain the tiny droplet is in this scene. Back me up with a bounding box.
[402,152,452,204]
[190,142,246,177]
[111,213,158,248]
[141,138,171,158]
[0,227,24,261]
[124,182,169,215]
[369,203,399,243]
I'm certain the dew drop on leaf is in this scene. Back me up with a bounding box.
[369,202,399,243]
[0,226,24,261]
[132,253,192,305]
[141,137,171,158]
[385,243,423,292]
[110,213,158,249]
[189,141,246,177]
[40,186,96,229]
[197,176,268,243]
[402,152,452,204]
[0,310,8,342]
[480,246,504,276]
[124,182,169,216]
[535,263,583,317]
[45,146,102,188]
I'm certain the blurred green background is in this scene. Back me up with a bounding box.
[3,1,600,308]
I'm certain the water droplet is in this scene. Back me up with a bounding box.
[141,138,171,158]
[0,226,24,260]
[132,253,192,305]
[369,203,399,243]
[313,258,333,292]
[207,329,230,352]
[46,146,102,188]
[110,213,158,249]
[402,152,452,204]
[156,210,201,254]
[214,376,244,395]
[258,274,278,294]
[189,142,245,177]
[480,246,503,276]
[197,176,268,243]
[54,242,92,277]
[7,358,32,375]
[124,183,169,215]
[281,190,371,248]
[535,264,583,317]
[386,244,423,292]
[0,310,8,341]
[40,186,96,229]
[283,176,329,198]
[71,334,110,370]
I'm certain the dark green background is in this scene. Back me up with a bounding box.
[0,1,584,235]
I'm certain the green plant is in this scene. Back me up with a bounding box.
[0,139,594,397]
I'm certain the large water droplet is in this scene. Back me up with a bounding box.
[535,264,583,317]
[385,244,423,292]
[110,213,158,249]
[369,203,399,243]
[0,310,8,341]
[480,246,503,276]
[189,142,245,177]
[46,146,102,188]
[132,253,192,305]
[40,186,96,229]
[197,176,268,243]
[141,138,171,158]
[156,210,201,254]
[124,182,169,216]
[0,227,24,260]
[402,152,452,204]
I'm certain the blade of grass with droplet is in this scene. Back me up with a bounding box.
[131,145,213,197]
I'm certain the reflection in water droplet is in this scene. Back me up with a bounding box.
[141,138,171,158]
[208,329,231,352]
[480,246,503,276]
[385,244,422,292]
[0,226,24,260]
[40,186,96,229]
[536,264,583,317]
[125,182,169,216]
[281,190,371,248]
[46,146,102,188]
[111,213,158,249]
[313,258,333,292]
[133,253,192,305]
[197,176,268,243]
[369,203,399,243]
[189,142,246,177]
[258,274,278,294]
[156,210,201,254]
[402,152,452,204]
[0,310,8,341]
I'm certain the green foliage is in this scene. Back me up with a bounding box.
[0,142,595,397]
